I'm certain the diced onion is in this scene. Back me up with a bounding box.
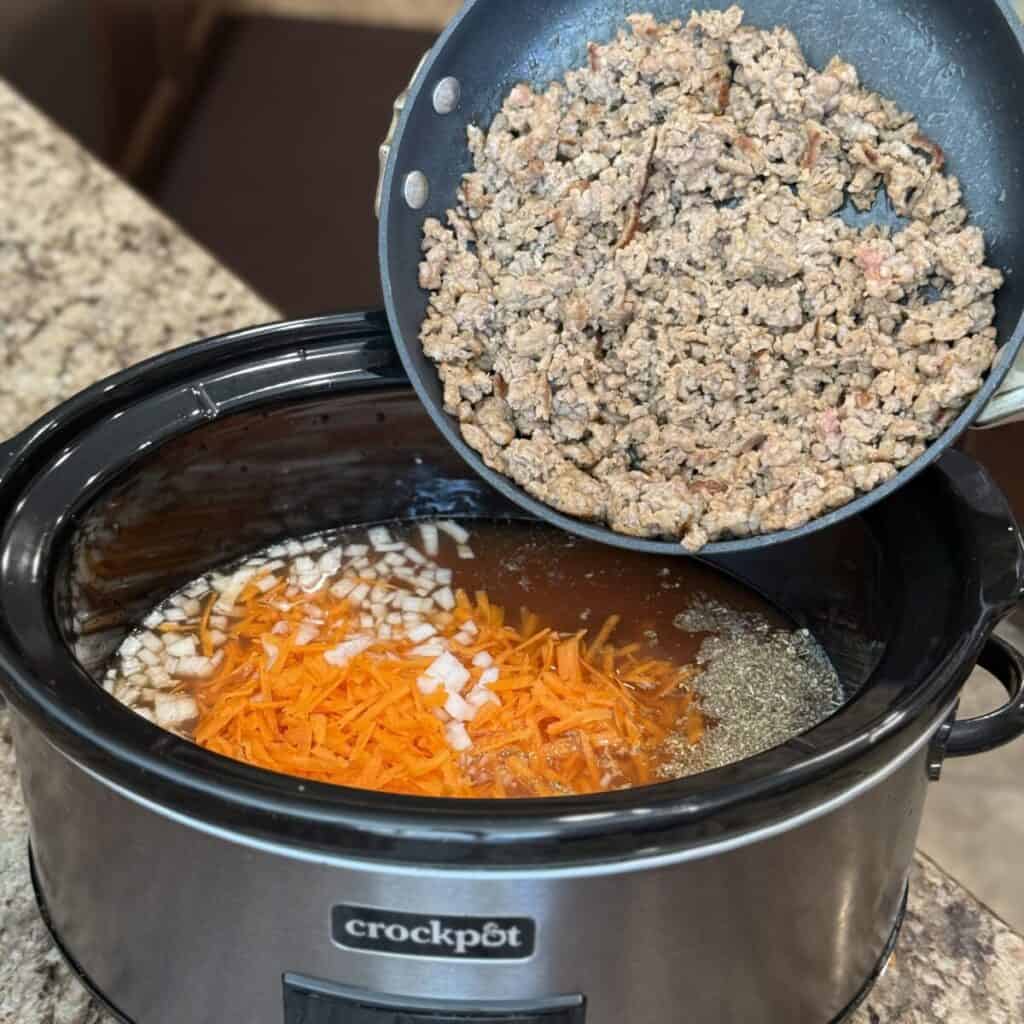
[318,548,342,574]
[294,623,319,647]
[368,526,394,550]
[437,520,470,544]
[324,635,373,667]
[472,651,493,668]
[212,567,257,612]
[176,655,217,679]
[411,640,447,657]
[120,635,142,658]
[141,632,163,652]
[165,636,197,658]
[445,721,472,752]
[467,687,499,709]
[425,652,470,693]
[444,691,475,722]
[418,522,439,557]
[298,572,326,593]
[417,674,441,695]
[407,623,437,643]
[154,694,198,728]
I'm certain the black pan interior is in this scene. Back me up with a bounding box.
[380,0,1024,554]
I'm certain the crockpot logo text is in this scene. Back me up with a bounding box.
[344,916,523,955]
[332,905,536,960]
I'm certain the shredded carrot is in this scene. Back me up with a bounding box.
[587,614,620,659]
[174,575,706,798]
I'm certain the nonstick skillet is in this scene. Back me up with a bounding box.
[378,0,1024,555]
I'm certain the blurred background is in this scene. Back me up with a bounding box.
[1,0,460,314]
[3,0,1024,932]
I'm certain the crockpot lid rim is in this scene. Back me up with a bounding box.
[0,311,394,486]
[0,316,1017,863]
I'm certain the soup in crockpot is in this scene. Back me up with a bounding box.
[104,520,840,797]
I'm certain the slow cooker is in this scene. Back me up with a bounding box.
[1,314,1023,1024]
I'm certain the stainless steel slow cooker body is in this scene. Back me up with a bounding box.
[2,314,1023,1024]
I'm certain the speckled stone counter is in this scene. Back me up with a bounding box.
[0,79,1022,1024]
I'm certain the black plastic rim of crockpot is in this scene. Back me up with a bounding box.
[0,313,1021,869]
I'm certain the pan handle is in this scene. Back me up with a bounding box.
[974,345,1024,428]
[375,51,431,219]
[943,631,1024,758]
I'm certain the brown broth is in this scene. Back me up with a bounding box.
[434,518,791,663]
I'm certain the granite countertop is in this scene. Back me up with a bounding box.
[1,79,1023,1024]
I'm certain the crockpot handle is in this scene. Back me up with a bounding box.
[945,632,1024,757]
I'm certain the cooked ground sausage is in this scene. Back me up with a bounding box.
[418,7,1003,549]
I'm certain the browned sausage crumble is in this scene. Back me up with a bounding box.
[417,6,1003,549]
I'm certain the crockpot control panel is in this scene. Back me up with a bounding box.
[284,976,585,1023]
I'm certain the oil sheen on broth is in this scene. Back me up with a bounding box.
[105,519,841,798]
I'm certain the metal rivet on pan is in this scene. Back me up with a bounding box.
[404,171,430,210]
[433,76,462,115]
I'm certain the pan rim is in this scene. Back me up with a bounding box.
[379,0,1024,556]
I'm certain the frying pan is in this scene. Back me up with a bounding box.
[378,0,1024,555]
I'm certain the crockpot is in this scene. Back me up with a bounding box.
[2,314,1023,1024]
